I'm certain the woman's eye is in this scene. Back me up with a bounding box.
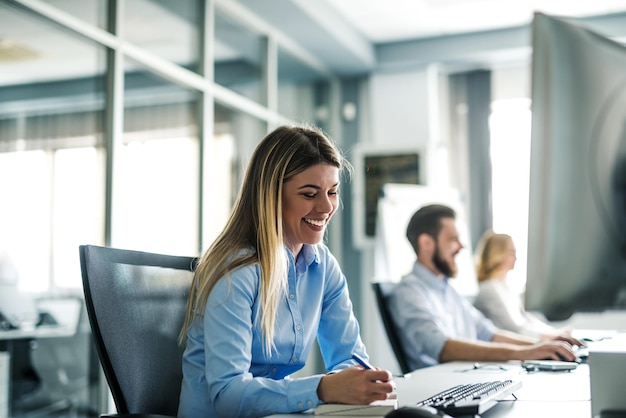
[303,193,316,198]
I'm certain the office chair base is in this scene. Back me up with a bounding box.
[101,414,176,418]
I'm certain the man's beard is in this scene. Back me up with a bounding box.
[433,245,457,278]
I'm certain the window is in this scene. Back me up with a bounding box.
[489,98,532,291]
[0,2,107,291]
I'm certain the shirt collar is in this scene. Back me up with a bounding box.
[285,244,320,273]
[300,244,320,266]
[412,260,449,290]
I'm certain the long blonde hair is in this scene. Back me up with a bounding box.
[475,231,513,282]
[179,125,349,354]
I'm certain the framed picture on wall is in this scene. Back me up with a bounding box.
[352,145,424,248]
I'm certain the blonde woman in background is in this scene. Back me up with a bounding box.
[474,231,581,343]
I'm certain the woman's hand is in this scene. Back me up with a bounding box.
[317,366,395,405]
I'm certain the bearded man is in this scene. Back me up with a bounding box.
[387,204,582,371]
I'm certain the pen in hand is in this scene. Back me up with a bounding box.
[352,353,397,396]
[352,353,375,370]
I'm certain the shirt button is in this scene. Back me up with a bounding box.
[289,294,295,299]
[296,325,302,331]
[298,402,304,408]
[292,357,298,363]
[307,400,313,406]
[271,367,277,373]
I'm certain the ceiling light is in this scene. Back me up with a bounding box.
[0,38,41,63]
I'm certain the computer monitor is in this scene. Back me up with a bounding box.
[525,12,626,321]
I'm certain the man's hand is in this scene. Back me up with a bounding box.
[541,328,585,347]
[514,340,578,362]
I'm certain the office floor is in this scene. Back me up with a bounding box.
[7,339,101,418]
[10,383,100,418]
[11,405,100,418]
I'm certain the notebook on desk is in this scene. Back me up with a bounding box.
[314,398,397,416]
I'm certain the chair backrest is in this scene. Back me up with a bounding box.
[79,245,197,416]
[371,282,412,375]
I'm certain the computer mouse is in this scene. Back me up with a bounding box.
[574,345,589,360]
[385,405,452,418]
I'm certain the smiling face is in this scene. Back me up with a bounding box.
[281,163,339,256]
[432,217,464,278]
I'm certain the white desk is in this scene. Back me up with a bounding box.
[397,360,591,418]
[270,360,592,417]
[0,325,75,341]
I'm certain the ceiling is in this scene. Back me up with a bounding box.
[323,0,626,43]
[238,0,626,74]
[2,0,626,90]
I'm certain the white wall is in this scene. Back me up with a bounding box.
[368,70,431,149]
[491,64,531,100]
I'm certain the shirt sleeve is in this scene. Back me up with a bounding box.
[465,295,497,341]
[203,267,323,417]
[389,280,449,367]
[389,276,497,368]
[315,247,368,371]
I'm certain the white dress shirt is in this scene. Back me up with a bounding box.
[473,278,554,338]
[388,261,497,370]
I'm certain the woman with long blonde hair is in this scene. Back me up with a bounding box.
[177,125,393,418]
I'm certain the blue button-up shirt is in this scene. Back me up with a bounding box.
[178,244,367,418]
[388,261,497,370]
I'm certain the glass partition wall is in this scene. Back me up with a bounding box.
[0,0,337,416]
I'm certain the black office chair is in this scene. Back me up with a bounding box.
[371,282,412,375]
[79,245,197,418]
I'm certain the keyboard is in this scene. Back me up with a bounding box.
[414,380,522,416]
